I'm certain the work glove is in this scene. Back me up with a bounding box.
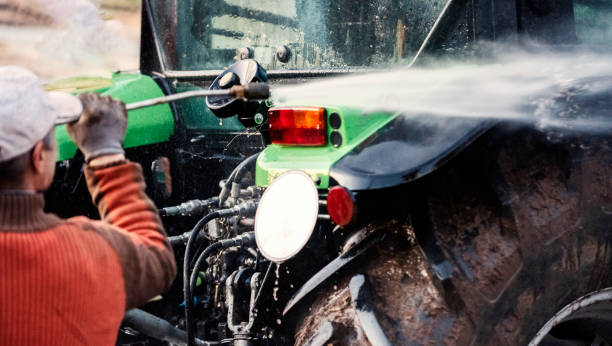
[67,93,127,163]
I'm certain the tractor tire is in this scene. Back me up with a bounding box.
[292,126,612,345]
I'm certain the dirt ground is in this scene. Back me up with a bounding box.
[0,0,140,81]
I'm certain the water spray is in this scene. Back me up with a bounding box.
[271,49,612,134]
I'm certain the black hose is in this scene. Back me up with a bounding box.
[218,152,260,206]
[234,152,260,185]
[190,240,208,268]
[186,242,223,344]
[123,309,215,346]
[188,232,256,300]
[188,245,221,308]
[186,232,255,346]
[183,201,258,346]
[183,211,220,346]
[189,233,256,301]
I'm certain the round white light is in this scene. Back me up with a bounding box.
[255,170,319,262]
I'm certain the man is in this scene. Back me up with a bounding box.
[0,66,177,345]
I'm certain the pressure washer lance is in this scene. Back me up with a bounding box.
[126,83,270,111]
[57,83,270,125]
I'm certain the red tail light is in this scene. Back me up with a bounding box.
[327,186,356,227]
[268,107,327,146]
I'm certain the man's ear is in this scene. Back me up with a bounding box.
[30,140,45,174]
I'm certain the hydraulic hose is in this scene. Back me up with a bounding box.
[233,152,260,187]
[183,211,221,346]
[183,201,257,346]
[186,232,256,346]
[189,232,255,301]
[218,152,260,206]
[189,241,208,268]
[185,241,223,346]
[123,309,215,346]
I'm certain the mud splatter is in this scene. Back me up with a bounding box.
[294,221,474,345]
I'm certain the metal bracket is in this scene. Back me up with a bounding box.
[225,271,261,336]
[349,275,392,346]
[283,229,385,315]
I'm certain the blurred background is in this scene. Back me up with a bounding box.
[0,0,141,81]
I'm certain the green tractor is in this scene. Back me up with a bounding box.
[47,0,612,345]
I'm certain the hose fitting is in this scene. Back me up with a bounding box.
[160,197,219,217]
[218,200,258,218]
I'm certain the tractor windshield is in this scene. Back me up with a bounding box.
[147,0,446,71]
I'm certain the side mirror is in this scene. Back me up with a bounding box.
[206,59,269,127]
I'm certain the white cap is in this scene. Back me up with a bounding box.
[0,66,83,162]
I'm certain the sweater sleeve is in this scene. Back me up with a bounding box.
[82,161,177,310]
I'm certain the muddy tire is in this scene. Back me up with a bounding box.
[293,126,612,345]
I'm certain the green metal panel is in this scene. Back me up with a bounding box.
[256,105,397,189]
[50,73,175,161]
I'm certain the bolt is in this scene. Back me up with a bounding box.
[238,47,254,60]
[276,45,292,63]
[254,113,264,125]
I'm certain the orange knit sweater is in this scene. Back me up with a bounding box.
[0,161,177,345]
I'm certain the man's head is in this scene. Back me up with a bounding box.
[0,66,82,191]
[0,129,56,191]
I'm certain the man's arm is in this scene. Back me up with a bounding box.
[67,93,176,309]
[84,157,177,309]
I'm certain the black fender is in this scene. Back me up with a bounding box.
[329,116,494,190]
[293,124,612,345]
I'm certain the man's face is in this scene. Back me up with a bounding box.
[40,130,57,190]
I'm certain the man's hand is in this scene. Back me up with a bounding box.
[67,93,127,163]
